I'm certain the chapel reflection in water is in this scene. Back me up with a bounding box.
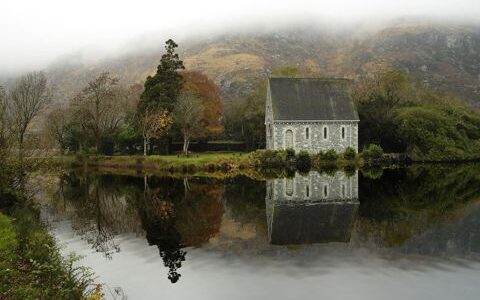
[266,171,359,245]
[45,165,480,285]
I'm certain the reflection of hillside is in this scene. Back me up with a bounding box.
[266,171,359,245]
[355,165,480,255]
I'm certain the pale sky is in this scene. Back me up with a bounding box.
[2,0,480,75]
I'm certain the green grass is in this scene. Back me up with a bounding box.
[0,212,17,268]
[169,140,244,144]
[0,208,94,300]
[146,152,248,165]
[45,151,364,176]
[57,151,251,173]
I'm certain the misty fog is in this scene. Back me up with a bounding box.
[2,0,480,78]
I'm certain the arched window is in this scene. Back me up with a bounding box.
[323,126,328,139]
[285,178,294,196]
[323,184,329,198]
[341,126,346,140]
[285,129,294,149]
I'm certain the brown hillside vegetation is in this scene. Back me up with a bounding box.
[45,21,480,107]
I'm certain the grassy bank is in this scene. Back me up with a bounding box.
[0,207,98,300]
[45,140,480,176]
[41,147,422,176]
[1,150,101,299]
[49,152,251,173]
[44,150,367,177]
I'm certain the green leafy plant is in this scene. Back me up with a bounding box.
[319,149,338,161]
[285,148,296,161]
[296,151,311,171]
[343,147,356,160]
[362,144,384,160]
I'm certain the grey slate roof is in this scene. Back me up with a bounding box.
[268,77,359,121]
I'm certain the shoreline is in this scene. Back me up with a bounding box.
[35,152,480,179]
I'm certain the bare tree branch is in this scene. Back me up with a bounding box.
[173,91,204,154]
[71,72,122,152]
[8,71,52,155]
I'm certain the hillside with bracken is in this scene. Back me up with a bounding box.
[45,21,480,106]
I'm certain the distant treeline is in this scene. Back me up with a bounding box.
[0,39,225,157]
[1,40,479,161]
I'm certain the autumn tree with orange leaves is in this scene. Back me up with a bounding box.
[142,109,172,156]
[181,71,224,140]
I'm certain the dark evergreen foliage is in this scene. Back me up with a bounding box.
[138,39,185,113]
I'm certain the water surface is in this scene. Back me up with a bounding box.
[38,164,480,300]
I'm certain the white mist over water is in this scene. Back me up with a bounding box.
[49,218,480,300]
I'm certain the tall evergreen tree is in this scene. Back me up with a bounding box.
[139,39,185,113]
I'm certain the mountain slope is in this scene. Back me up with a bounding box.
[46,22,480,106]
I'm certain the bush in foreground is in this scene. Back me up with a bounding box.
[249,149,297,167]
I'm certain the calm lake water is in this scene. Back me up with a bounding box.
[37,164,480,300]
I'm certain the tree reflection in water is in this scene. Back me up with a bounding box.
[144,215,186,284]
[51,172,225,283]
[356,164,480,251]
[138,175,224,283]
[139,176,186,283]
[54,173,125,259]
[45,164,480,285]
